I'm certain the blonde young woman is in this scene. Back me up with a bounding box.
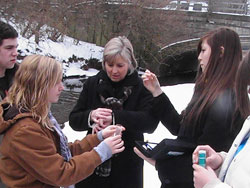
[0,55,125,188]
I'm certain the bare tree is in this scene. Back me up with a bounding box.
[0,0,191,71]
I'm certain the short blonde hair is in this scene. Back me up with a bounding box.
[7,55,62,129]
[102,36,138,75]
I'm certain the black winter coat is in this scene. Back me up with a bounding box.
[69,70,158,188]
[0,63,18,100]
[152,89,244,188]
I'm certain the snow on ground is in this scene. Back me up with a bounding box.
[5,17,104,66]
[63,83,195,188]
[63,63,99,77]
[17,34,103,63]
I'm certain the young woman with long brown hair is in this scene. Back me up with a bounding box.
[192,50,250,188]
[0,55,125,188]
[135,28,245,188]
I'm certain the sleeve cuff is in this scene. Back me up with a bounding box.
[97,131,104,141]
[112,112,115,125]
[88,111,94,128]
[94,141,112,162]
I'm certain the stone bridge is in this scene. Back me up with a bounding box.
[157,0,250,79]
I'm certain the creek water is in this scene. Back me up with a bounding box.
[51,90,80,124]
[51,77,86,124]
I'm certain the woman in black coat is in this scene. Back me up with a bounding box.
[135,28,245,188]
[69,36,158,188]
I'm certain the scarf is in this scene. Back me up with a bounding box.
[97,74,133,110]
[94,74,134,177]
[48,112,75,188]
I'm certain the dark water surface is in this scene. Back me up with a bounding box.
[51,90,80,124]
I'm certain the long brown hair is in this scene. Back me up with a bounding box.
[6,55,62,129]
[236,51,250,119]
[184,28,242,125]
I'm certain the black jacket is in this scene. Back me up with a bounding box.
[0,63,18,100]
[152,89,244,188]
[69,70,158,188]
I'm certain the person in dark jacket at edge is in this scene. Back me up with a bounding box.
[0,20,19,188]
[134,27,245,188]
[69,36,159,188]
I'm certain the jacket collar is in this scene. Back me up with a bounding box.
[0,102,32,135]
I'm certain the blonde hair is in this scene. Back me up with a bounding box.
[102,36,138,75]
[6,55,62,129]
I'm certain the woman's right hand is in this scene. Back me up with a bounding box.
[192,145,223,170]
[193,164,217,188]
[141,69,162,97]
[133,147,156,166]
[104,135,125,155]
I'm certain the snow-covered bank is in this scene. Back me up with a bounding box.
[18,35,103,62]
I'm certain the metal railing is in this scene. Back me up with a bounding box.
[166,0,250,15]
